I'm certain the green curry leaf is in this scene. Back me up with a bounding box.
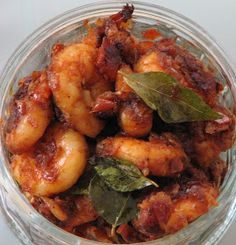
[89,157,158,192]
[89,175,138,227]
[122,71,221,123]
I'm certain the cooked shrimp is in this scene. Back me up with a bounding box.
[96,5,137,81]
[119,97,153,137]
[116,65,153,137]
[88,73,112,100]
[187,106,236,168]
[97,133,188,176]
[135,39,221,106]
[48,43,105,138]
[40,195,98,231]
[11,124,88,196]
[132,182,218,239]
[5,71,52,154]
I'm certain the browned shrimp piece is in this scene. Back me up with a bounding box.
[48,43,107,138]
[5,71,52,154]
[96,5,138,81]
[119,98,153,137]
[92,91,120,119]
[48,196,97,231]
[11,124,88,196]
[132,182,218,239]
[191,106,235,168]
[97,133,188,177]
[104,20,138,66]
[116,65,153,137]
[89,73,112,100]
[96,37,122,82]
[32,195,98,232]
[135,38,222,106]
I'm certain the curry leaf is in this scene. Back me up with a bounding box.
[89,175,138,227]
[121,71,221,123]
[89,157,158,192]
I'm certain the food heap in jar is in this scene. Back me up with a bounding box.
[5,4,236,244]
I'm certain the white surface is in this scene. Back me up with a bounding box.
[0,0,236,244]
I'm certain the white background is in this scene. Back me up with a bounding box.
[0,0,236,244]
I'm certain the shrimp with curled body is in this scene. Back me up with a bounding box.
[117,65,153,137]
[5,71,52,154]
[11,123,88,196]
[135,38,221,106]
[48,43,110,138]
[190,106,236,168]
[97,132,188,176]
[132,182,218,239]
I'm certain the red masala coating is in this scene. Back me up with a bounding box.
[63,196,98,232]
[190,106,235,168]
[92,91,120,118]
[5,71,52,154]
[132,182,218,239]
[6,71,44,133]
[96,37,122,81]
[96,5,137,81]
[97,133,188,177]
[119,97,153,137]
[155,38,221,106]
[34,129,58,181]
[33,195,98,232]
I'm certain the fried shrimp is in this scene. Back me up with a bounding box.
[11,124,88,196]
[39,195,98,231]
[97,133,188,176]
[48,43,105,138]
[119,99,153,137]
[5,71,52,154]
[96,5,137,81]
[135,39,221,106]
[116,65,153,137]
[191,106,236,168]
[132,182,218,239]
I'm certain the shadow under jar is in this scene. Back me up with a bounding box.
[0,1,236,245]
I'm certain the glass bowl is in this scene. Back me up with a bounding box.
[0,1,236,245]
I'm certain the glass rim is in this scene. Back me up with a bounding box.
[0,1,236,244]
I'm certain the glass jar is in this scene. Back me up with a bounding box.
[0,1,236,245]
